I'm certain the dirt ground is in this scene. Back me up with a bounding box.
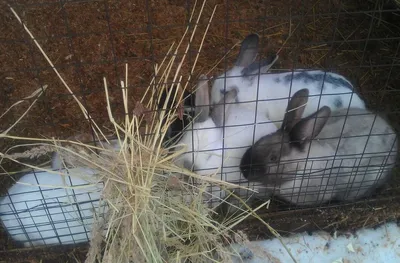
[1,0,400,262]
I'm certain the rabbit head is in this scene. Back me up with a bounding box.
[174,75,238,175]
[211,33,278,105]
[240,88,331,185]
[159,87,195,147]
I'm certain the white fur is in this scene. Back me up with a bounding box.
[175,103,278,209]
[0,168,105,247]
[257,108,397,205]
[212,68,366,129]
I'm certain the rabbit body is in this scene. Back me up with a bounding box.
[175,76,277,208]
[278,108,397,205]
[0,168,105,247]
[176,104,277,178]
[241,89,397,206]
[211,34,366,128]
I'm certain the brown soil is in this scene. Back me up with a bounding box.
[1,0,400,262]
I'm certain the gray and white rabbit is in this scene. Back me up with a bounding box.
[240,88,398,206]
[0,167,105,247]
[211,34,366,128]
[174,75,278,209]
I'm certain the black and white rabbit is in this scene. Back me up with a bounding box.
[240,88,398,206]
[211,34,367,128]
[174,75,278,209]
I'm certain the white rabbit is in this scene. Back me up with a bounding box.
[211,34,366,128]
[174,75,278,209]
[0,167,105,247]
[240,88,398,206]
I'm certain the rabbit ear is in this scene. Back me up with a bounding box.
[51,152,63,170]
[242,54,279,76]
[290,106,331,144]
[235,34,259,68]
[211,89,237,127]
[282,89,309,132]
[194,75,210,123]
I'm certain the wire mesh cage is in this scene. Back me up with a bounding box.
[0,168,106,248]
[0,0,400,260]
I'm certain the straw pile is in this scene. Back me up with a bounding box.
[0,2,279,263]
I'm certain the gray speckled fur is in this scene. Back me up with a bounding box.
[334,97,343,108]
[283,72,353,90]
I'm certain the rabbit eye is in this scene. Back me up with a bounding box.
[269,155,278,162]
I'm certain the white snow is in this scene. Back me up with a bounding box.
[230,222,400,263]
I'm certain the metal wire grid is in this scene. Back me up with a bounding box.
[0,0,399,248]
[0,168,106,248]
